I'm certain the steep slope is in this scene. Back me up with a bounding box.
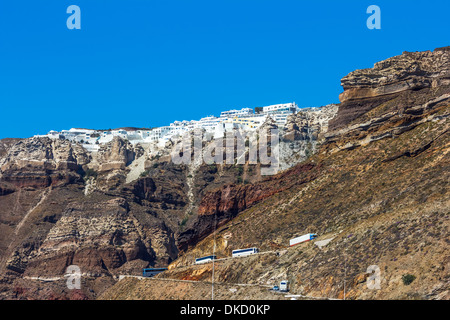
[101,47,450,300]
[0,108,331,299]
[1,47,448,300]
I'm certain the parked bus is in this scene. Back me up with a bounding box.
[142,268,168,277]
[289,233,318,247]
[232,247,259,258]
[195,255,217,264]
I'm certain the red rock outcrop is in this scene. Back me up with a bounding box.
[177,163,320,251]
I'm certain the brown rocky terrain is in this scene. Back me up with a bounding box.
[0,108,330,300]
[0,138,88,189]
[0,47,449,300]
[101,46,449,300]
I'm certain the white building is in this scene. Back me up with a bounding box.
[34,102,299,151]
[194,116,222,132]
[220,108,253,118]
[57,128,96,143]
[261,102,298,126]
[148,126,172,142]
[231,114,267,130]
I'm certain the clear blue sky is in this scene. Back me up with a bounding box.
[0,0,448,138]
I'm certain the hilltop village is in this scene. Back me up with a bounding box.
[35,103,300,151]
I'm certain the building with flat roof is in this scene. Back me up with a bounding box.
[261,102,298,126]
[220,108,253,118]
[34,102,299,150]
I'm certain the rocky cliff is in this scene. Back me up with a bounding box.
[1,47,449,300]
[331,46,450,130]
[0,104,332,299]
[101,46,449,300]
[0,138,88,189]
[339,47,450,103]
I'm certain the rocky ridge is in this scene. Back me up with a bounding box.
[1,47,449,300]
[101,46,449,300]
[339,47,450,103]
[0,96,332,299]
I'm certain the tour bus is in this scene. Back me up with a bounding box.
[232,247,259,258]
[289,233,318,247]
[142,268,168,277]
[195,255,217,264]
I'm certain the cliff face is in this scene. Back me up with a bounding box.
[0,138,89,188]
[1,47,449,300]
[339,47,450,103]
[0,138,21,159]
[101,47,449,300]
[0,109,332,299]
[331,46,450,131]
[176,163,320,252]
[21,197,155,277]
[284,104,338,142]
[279,105,338,171]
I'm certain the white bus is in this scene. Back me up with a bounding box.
[232,247,259,258]
[195,255,217,264]
[289,233,317,247]
[142,268,168,277]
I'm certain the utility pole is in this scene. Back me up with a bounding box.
[344,251,347,300]
[211,213,217,300]
[212,244,215,300]
[343,238,348,301]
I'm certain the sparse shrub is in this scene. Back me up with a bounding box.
[180,217,189,228]
[208,164,218,174]
[140,170,150,178]
[402,274,416,285]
